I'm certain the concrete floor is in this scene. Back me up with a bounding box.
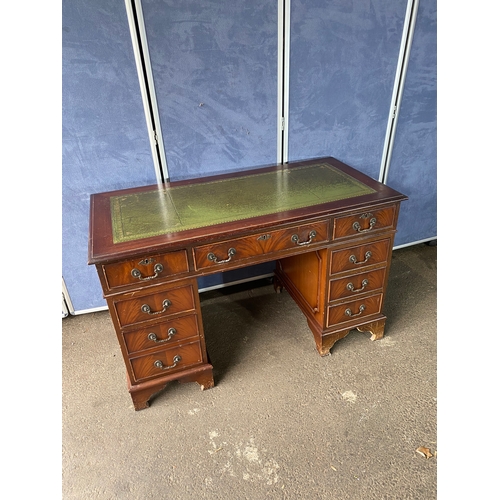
[62,243,437,499]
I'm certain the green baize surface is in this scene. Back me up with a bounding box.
[110,162,375,243]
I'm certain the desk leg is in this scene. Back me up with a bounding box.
[127,365,214,411]
[129,384,160,411]
[356,318,386,341]
[273,274,284,293]
[313,318,387,356]
[127,373,160,411]
[178,367,215,391]
[309,319,386,356]
[307,319,352,356]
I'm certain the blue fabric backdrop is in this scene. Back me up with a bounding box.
[62,0,157,311]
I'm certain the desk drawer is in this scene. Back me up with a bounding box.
[327,293,383,328]
[194,220,329,271]
[123,314,200,354]
[330,238,391,275]
[333,206,396,239]
[328,268,386,302]
[112,283,196,329]
[102,250,189,290]
[129,340,203,383]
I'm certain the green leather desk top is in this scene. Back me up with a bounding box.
[110,162,375,244]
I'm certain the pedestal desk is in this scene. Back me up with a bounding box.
[88,157,407,410]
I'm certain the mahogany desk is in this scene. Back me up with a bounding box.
[89,157,407,410]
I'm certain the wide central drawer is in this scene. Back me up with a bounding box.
[193,220,329,271]
[123,314,200,355]
[129,340,203,383]
[112,283,196,329]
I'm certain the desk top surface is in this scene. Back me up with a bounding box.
[89,157,406,263]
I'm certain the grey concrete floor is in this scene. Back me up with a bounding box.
[62,243,437,499]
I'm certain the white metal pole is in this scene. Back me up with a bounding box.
[379,0,420,184]
[124,0,169,183]
[277,0,291,164]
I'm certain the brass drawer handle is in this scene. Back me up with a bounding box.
[207,247,236,264]
[141,299,171,315]
[148,328,176,343]
[257,234,271,241]
[344,305,366,317]
[347,279,369,293]
[349,251,372,265]
[131,263,164,281]
[352,217,376,233]
[154,355,181,370]
[291,230,317,246]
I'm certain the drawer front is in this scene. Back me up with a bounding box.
[327,293,383,328]
[194,220,329,271]
[123,314,200,354]
[333,206,396,239]
[129,340,203,382]
[330,238,390,275]
[328,268,386,302]
[102,250,189,290]
[113,284,196,329]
